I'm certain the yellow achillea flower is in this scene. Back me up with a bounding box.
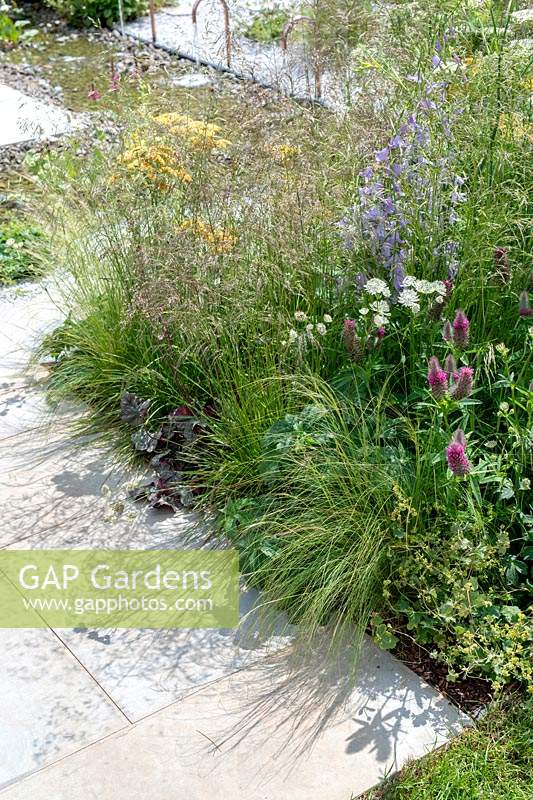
[462,55,480,74]
[498,112,533,143]
[179,219,236,254]
[117,142,192,188]
[270,143,299,165]
[154,113,231,151]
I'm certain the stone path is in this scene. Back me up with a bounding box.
[0,281,467,798]
[122,1,354,109]
[0,84,75,147]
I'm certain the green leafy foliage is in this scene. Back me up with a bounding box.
[0,221,45,284]
[241,6,291,43]
[45,0,150,27]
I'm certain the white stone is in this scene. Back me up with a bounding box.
[171,71,214,87]
[0,84,74,147]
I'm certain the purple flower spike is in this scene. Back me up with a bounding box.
[393,266,406,292]
[519,291,533,317]
[451,366,474,400]
[442,320,453,342]
[428,356,448,399]
[446,430,470,476]
[452,309,469,348]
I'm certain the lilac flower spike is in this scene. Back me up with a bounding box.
[446,430,470,476]
[442,320,453,342]
[451,366,474,400]
[452,309,469,348]
[519,291,533,317]
[428,356,448,399]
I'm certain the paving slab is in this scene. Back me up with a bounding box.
[0,636,467,800]
[0,84,75,147]
[51,588,292,721]
[0,620,128,790]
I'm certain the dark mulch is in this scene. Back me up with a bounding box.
[393,632,494,716]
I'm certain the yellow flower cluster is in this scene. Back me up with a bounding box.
[451,611,533,694]
[462,55,480,75]
[117,141,192,188]
[270,143,299,165]
[390,483,418,525]
[154,113,231,151]
[498,112,533,143]
[179,219,236,254]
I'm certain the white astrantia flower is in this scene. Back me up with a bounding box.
[401,276,447,296]
[364,278,391,297]
[306,323,314,333]
[288,329,298,342]
[370,300,390,316]
[323,314,332,324]
[294,311,307,322]
[315,323,327,335]
[519,478,531,491]
[359,307,369,316]
[373,314,388,326]
[397,288,420,312]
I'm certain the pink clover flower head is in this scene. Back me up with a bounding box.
[427,356,448,399]
[451,366,474,400]
[87,85,101,101]
[452,309,469,348]
[446,429,470,476]
[343,319,362,361]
